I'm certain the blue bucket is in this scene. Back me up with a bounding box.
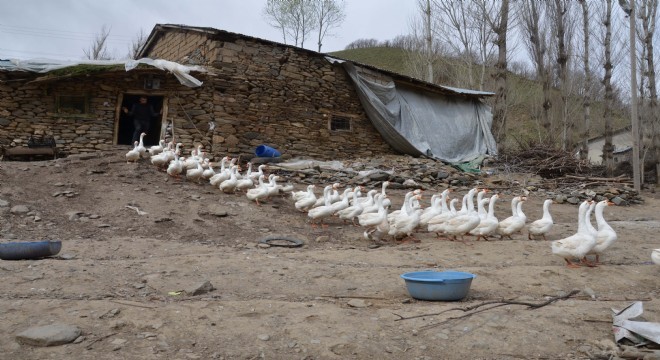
[400,271,476,301]
[0,240,62,260]
[255,144,281,158]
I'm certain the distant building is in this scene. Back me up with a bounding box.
[585,127,632,164]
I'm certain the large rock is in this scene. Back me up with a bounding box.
[16,324,82,347]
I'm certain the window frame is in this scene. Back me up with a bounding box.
[56,94,89,116]
[329,115,352,132]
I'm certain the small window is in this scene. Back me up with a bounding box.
[57,95,88,115]
[330,115,352,131]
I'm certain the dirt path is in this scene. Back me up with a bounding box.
[0,152,658,359]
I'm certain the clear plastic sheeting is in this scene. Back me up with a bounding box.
[341,61,497,164]
[2,58,206,87]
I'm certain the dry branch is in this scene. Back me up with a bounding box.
[393,290,580,331]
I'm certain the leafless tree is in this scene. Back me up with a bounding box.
[127,28,148,60]
[404,0,445,83]
[263,0,317,48]
[519,0,553,142]
[83,24,113,60]
[474,0,511,146]
[313,0,346,52]
[638,0,659,184]
[578,0,592,161]
[602,0,616,175]
[548,0,577,150]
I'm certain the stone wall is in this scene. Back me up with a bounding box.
[0,70,212,155]
[145,29,397,160]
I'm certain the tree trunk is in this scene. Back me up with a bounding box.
[579,0,591,161]
[641,0,659,185]
[602,0,615,176]
[491,0,509,147]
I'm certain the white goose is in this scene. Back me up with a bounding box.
[235,170,255,192]
[388,194,423,242]
[427,197,459,233]
[469,194,500,241]
[201,159,215,179]
[498,196,527,239]
[209,157,231,186]
[249,164,266,182]
[307,185,336,228]
[166,153,183,178]
[387,190,421,223]
[528,199,554,240]
[358,194,389,229]
[314,183,340,207]
[652,249,660,265]
[185,159,204,184]
[419,190,450,227]
[219,165,239,193]
[337,188,364,225]
[329,187,353,215]
[587,200,617,264]
[436,188,480,242]
[125,141,140,163]
[136,132,147,158]
[246,174,269,205]
[265,174,282,197]
[356,190,378,213]
[150,147,170,168]
[294,185,317,212]
[148,139,165,157]
[551,200,597,268]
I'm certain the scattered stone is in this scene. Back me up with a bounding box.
[10,205,29,215]
[257,334,270,341]
[0,199,10,207]
[16,324,82,347]
[185,280,215,296]
[207,204,229,217]
[347,299,371,308]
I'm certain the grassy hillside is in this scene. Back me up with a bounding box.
[330,47,629,150]
[330,47,410,75]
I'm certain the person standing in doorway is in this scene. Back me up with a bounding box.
[122,96,160,144]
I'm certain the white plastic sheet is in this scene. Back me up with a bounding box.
[612,301,660,345]
[4,58,205,87]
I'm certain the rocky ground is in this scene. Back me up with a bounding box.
[0,150,659,360]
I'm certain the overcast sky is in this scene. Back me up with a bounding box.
[0,0,419,61]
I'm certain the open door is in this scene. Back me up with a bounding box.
[117,94,164,146]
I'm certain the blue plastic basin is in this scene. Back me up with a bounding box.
[400,271,476,301]
[0,240,62,260]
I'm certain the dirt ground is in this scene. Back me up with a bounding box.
[0,150,659,360]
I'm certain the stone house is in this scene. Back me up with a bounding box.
[0,24,495,162]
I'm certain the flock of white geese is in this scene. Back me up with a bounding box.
[127,136,660,268]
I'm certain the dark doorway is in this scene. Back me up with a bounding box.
[118,94,164,146]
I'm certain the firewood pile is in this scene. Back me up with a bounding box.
[494,145,592,179]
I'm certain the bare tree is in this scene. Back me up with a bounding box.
[578,0,592,161]
[548,0,576,150]
[263,0,292,45]
[128,28,148,60]
[519,0,553,142]
[263,0,317,48]
[638,0,659,184]
[404,0,445,83]
[435,0,478,87]
[602,0,616,175]
[83,24,113,60]
[475,0,510,146]
[313,0,346,52]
